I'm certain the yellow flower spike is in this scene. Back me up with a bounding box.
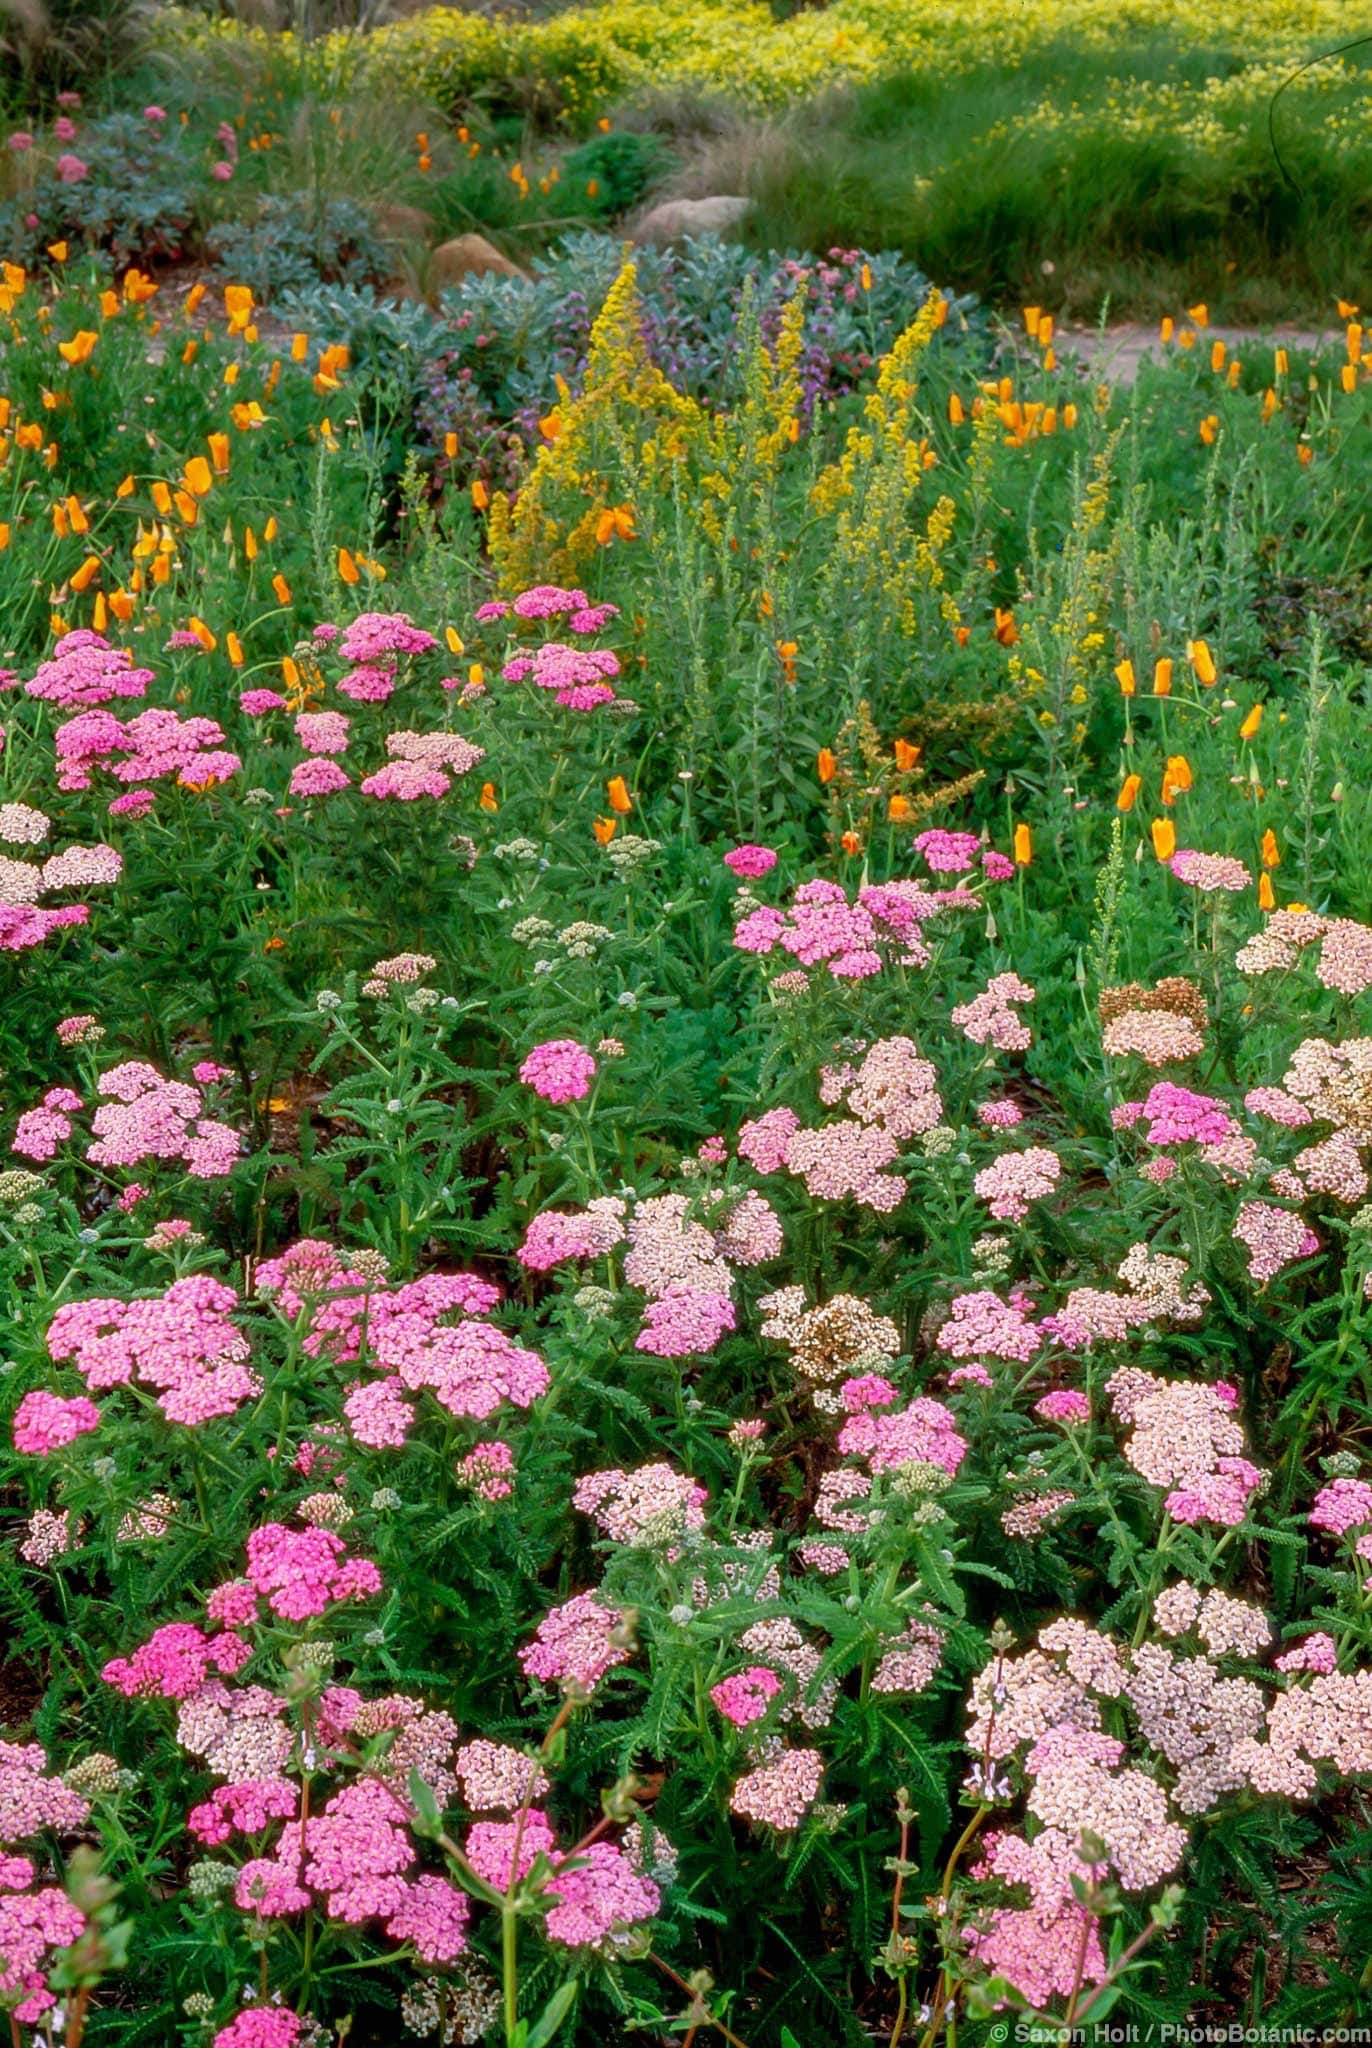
[337,547,360,586]
[1152,657,1173,697]
[1117,773,1142,812]
[606,775,633,815]
[1187,638,1217,686]
[1013,824,1032,866]
[1240,704,1263,740]
[1258,872,1276,912]
[1114,658,1136,697]
[1152,817,1177,862]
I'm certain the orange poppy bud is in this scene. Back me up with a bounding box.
[1261,828,1280,868]
[840,830,862,856]
[606,776,632,815]
[1013,823,1032,865]
[272,573,291,604]
[444,432,458,458]
[282,657,301,690]
[69,555,100,593]
[953,624,971,646]
[1117,773,1142,812]
[1239,704,1263,740]
[1257,872,1276,911]
[993,607,1019,646]
[1152,818,1177,862]
[947,393,965,425]
[116,474,135,498]
[888,795,914,823]
[1297,444,1313,467]
[0,524,9,553]
[208,432,230,474]
[1187,638,1217,685]
[446,626,464,657]
[1159,316,1175,343]
[1210,340,1227,374]
[1115,659,1136,697]
[1198,414,1218,444]
[244,527,258,560]
[1152,658,1173,697]
[187,616,216,652]
[1166,754,1192,793]
[1274,348,1288,376]
[1023,306,1042,338]
[226,631,244,666]
[817,748,837,785]
[894,738,921,771]
[479,782,498,813]
[471,478,489,510]
[592,816,617,846]
[337,547,360,586]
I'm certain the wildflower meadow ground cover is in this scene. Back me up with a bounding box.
[4,101,1372,2048]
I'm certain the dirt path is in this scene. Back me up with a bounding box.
[1052,321,1338,384]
